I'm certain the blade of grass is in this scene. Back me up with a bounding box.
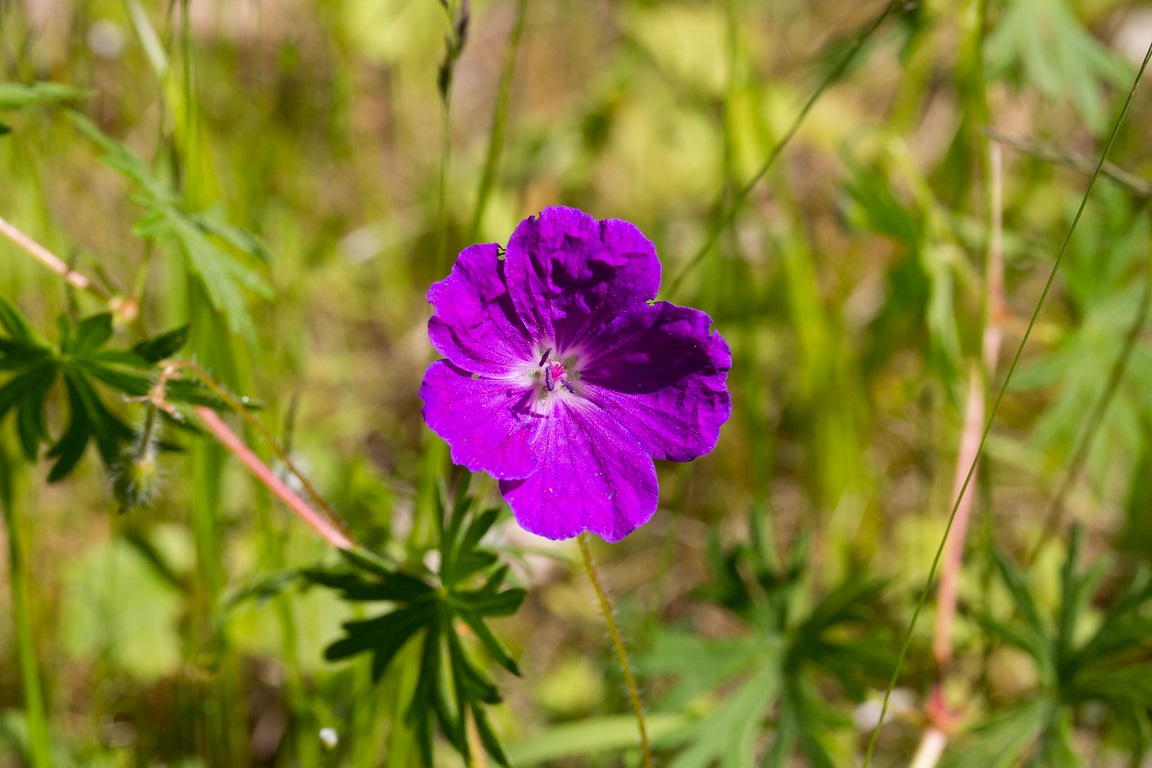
[0,445,51,768]
[468,0,529,242]
[862,38,1152,768]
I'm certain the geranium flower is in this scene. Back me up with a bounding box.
[420,206,731,542]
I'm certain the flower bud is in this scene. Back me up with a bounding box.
[111,449,160,511]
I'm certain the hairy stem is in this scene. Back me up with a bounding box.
[578,534,653,768]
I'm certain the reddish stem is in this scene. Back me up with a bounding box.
[0,214,100,295]
[194,406,354,550]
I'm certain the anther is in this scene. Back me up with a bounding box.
[538,348,552,366]
[562,380,575,394]
[545,366,554,391]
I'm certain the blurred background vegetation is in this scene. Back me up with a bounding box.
[2,0,1152,766]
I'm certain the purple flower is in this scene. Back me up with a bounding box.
[420,207,731,542]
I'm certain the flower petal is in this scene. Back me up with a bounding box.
[420,360,539,479]
[498,401,658,542]
[505,207,661,353]
[580,302,731,462]
[428,243,532,375]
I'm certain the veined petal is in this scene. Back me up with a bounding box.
[580,302,731,462]
[505,207,660,353]
[428,243,532,376]
[499,401,658,542]
[420,361,539,479]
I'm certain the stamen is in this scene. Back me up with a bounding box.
[545,366,554,391]
[538,348,552,366]
[562,380,575,394]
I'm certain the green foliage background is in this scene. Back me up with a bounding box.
[2,0,1152,766]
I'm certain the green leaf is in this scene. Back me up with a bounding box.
[0,297,41,343]
[457,608,520,676]
[45,371,133,481]
[985,0,1129,134]
[132,324,190,363]
[68,313,114,355]
[0,82,90,110]
[940,698,1050,768]
[72,113,273,340]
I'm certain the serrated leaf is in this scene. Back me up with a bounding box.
[72,113,272,340]
[304,568,434,603]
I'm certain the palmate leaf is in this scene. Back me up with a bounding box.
[964,528,1152,763]
[303,488,524,768]
[646,521,895,768]
[0,298,198,482]
[71,113,272,341]
[986,0,1129,134]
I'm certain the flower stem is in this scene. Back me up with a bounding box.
[578,533,653,768]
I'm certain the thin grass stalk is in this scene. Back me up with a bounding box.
[468,0,528,242]
[578,533,654,768]
[1027,201,1152,564]
[0,452,52,768]
[862,38,1152,768]
[665,0,902,299]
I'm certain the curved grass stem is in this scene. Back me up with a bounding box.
[665,0,903,299]
[578,533,653,768]
[861,37,1152,768]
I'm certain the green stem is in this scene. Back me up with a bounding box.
[578,534,653,768]
[0,450,51,768]
[469,0,528,242]
[861,38,1152,768]
[435,98,452,278]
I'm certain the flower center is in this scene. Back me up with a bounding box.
[537,348,577,395]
